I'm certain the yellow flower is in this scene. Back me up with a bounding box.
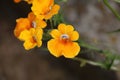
[31,0,60,20]
[14,12,46,37]
[18,28,43,50]
[47,24,80,58]
[14,12,46,50]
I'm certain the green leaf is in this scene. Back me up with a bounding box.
[103,0,120,20]
[51,13,65,27]
[103,56,116,70]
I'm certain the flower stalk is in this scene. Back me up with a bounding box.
[103,0,120,20]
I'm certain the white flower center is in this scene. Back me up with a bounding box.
[32,21,36,28]
[60,34,69,40]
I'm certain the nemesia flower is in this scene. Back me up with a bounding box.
[14,12,46,50]
[31,0,60,20]
[14,0,33,4]
[47,24,80,58]
[18,28,43,50]
[14,12,46,37]
[14,0,21,3]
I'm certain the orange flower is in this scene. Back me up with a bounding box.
[47,24,80,58]
[14,18,31,37]
[18,28,43,50]
[31,0,60,20]
[14,12,46,50]
[14,0,21,3]
[14,0,33,4]
[14,12,46,37]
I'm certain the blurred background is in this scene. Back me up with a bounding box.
[0,0,120,80]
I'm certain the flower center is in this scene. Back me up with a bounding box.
[49,6,52,10]
[32,21,36,28]
[60,34,69,40]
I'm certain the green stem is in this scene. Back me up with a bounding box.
[78,40,120,60]
[50,19,54,29]
[103,0,120,20]
[73,57,103,66]
[72,57,118,71]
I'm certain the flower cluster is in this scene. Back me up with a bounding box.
[14,0,80,58]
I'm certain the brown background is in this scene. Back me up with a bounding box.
[0,0,119,80]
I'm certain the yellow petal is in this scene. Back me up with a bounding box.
[36,15,45,20]
[31,0,53,15]
[50,29,61,39]
[35,28,43,47]
[47,39,63,57]
[45,4,60,20]
[31,0,58,20]
[18,30,32,41]
[62,42,80,58]
[36,19,47,28]
[51,4,60,14]
[69,31,79,41]
[58,24,74,34]
[23,40,37,50]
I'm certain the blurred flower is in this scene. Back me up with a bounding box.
[14,0,21,3]
[18,28,43,50]
[14,12,46,37]
[47,24,80,58]
[14,0,33,4]
[31,0,60,20]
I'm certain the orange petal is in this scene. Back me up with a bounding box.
[35,28,43,47]
[69,31,79,41]
[14,0,21,3]
[45,4,60,20]
[28,12,36,22]
[52,4,60,14]
[50,29,61,39]
[47,39,63,57]
[36,19,47,28]
[36,15,45,20]
[62,42,80,58]
[31,0,50,15]
[23,40,37,50]
[58,24,74,34]
[14,18,31,37]
[18,29,32,41]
